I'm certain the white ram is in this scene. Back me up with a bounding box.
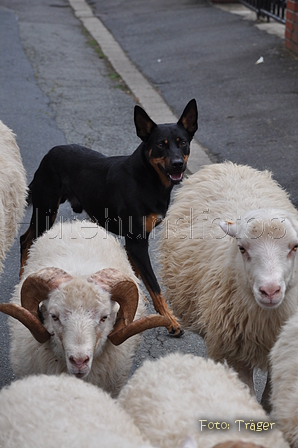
[0,374,154,448]
[0,119,27,271]
[159,162,298,409]
[270,309,298,447]
[118,352,289,448]
[0,220,168,397]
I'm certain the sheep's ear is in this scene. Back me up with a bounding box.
[219,220,237,238]
[287,214,298,234]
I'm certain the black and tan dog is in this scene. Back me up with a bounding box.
[20,99,198,336]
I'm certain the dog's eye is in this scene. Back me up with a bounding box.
[179,140,187,147]
[157,142,165,149]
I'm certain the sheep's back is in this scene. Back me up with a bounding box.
[22,221,137,279]
[171,162,295,218]
[0,374,152,448]
[119,352,289,448]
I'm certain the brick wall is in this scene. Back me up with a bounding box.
[286,0,298,55]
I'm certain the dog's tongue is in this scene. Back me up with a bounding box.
[169,173,183,182]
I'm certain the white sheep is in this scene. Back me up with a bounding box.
[118,352,289,448]
[270,309,298,447]
[0,120,27,271]
[0,220,168,397]
[159,162,298,409]
[0,374,154,448]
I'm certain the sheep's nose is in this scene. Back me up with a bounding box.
[259,284,281,300]
[69,355,89,368]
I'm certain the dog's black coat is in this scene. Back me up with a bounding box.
[20,99,198,335]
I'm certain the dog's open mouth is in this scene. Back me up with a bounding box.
[157,163,184,185]
[168,172,183,183]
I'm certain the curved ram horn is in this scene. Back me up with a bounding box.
[88,268,171,346]
[0,267,73,344]
[108,314,171,346]
[21,267,73,316]
[0,303,51,344]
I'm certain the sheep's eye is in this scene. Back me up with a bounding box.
[292,244,298,253]
[51,314,59,322]
[100,315,108,323]
[239,246,246,254]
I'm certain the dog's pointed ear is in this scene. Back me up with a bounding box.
[177,99,198,139]
[134,105,157,142]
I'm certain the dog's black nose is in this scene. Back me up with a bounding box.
[171,160,184,170]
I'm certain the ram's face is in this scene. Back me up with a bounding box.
[41,278,117,379]
[220,210,298,310]
[238,226,298,310]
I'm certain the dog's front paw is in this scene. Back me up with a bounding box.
[169,326,184,337]
[166,315,184,337]
[163,307,184,337]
